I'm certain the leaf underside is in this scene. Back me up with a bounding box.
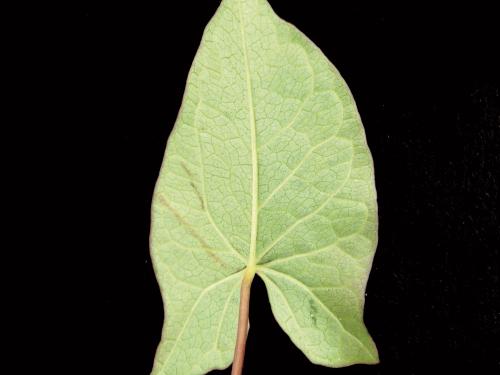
[150,0,379,374]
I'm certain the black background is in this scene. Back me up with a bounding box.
[67,1,500,374]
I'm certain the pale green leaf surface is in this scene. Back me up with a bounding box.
[150,0,378,373]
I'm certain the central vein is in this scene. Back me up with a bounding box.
[239,0,258,276]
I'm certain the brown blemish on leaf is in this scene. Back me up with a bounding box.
[158,193,227,268]
[180,162,205,209]
[309,298,317,326]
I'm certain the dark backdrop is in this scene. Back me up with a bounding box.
[70,1,499,374]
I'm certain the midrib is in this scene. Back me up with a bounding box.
[238,0,258,276]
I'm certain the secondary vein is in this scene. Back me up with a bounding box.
[160,271,243,370]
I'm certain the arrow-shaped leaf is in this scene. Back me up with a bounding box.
[150,0,379,374]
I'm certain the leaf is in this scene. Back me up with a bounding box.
[149,0,379,374]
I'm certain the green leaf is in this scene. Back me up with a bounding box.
[149,0,379,374]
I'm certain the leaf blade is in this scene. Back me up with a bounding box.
[259,268,378,366]
[150,0,378,373]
